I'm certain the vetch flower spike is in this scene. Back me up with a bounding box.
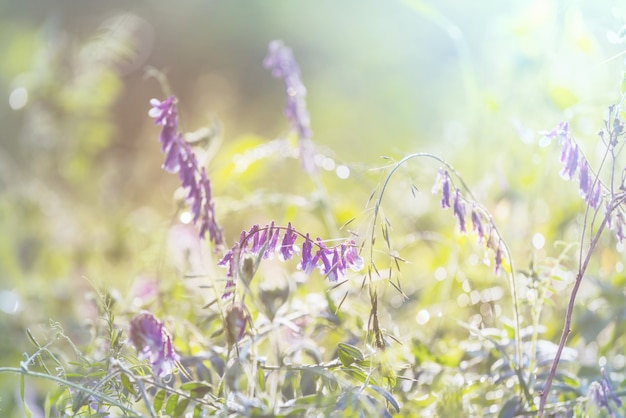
[611,210,626,243]
[587,368,622,413]
[432,169,505,275]
[264,40,316,174]
[545,122,606,210]
[218,223,363,299]
[129,312,180,377]
[471,208,485,243]
[452,189,466,232]
[560,136,579,181]
[149,96,224,245]
[432,168,451,209]
[578,159,591,201]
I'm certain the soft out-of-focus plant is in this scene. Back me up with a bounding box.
[4,36,626,418]
[536,108,626,416]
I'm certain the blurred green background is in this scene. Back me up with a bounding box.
[1,0,626,414]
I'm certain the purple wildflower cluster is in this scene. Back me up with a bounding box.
[543,122,626,243]
[432,168,505,274]
[543,122,601,208]
[218,222,364,299]
[149,96,224,245]
[587,368,622,412]
[129,312,180,377]
[264,40,316,174]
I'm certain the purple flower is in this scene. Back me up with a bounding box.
[267,223,281,259]
[588,381,609,410]
[588,368,622,412]
[602,368,622,407]
[577,160,601,209]
[163,135,182,173]
[298,233,316,274]
[560,136,579,181]
[432,169,505,275]
[539,121,569,147]
[217,224,363,297]
[494,243,503,276]
[432,169,451,209]
[264,40,316,173]
[149,96,179,156]
[546,122,606,210]
[129,312,179,377]
[471,209,485,242]
[612,211,626,243]
[149,96,223,246]
[453,189,466,232]
[343,240,364,272]
[317,247,340,282]
[578,159,591,200]
[149,96,177,127]
[248,224,262,253]
[279,222,299,261]
[588,180,601,209]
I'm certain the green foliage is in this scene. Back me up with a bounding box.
[3,1,626,417]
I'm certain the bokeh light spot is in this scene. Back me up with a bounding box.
[532,232,545,250]
[415,309,430,325]
[179,211,193,224]
[336,165,350,179]
[321,157,335,171]
[434,266,447,281]
[9,87,28,110]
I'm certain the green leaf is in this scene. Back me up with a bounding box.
[210,328,224,338]
[368,384,400,412]
[292,394,331,407]
[153,389,166,413]
[26,328,41,348]
[338,343,365,366]
[20,374,32,418]
[165,394,180,416]
[382,364,396,388]
[193,404,204,418]
[180,381,213,398]
[174,398,190,416]
[120,373,137,396]
[257,367,266,392]
[300,369,317,396]
[44,391,52,418]
[341,366,372,385]
[498,397,521,418]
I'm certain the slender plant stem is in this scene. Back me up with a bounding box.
[370,153,528,402]
[0,367,140,416]
[539,109,626,415]
[538,214,610,416]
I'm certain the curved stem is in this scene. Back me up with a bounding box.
[538,194,626,415]
[369,152,527,402]
[0,367,139,415]
[537,213,610,416]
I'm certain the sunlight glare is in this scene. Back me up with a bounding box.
[336,165,350,179]
[415,309,430,325]
[179,211,193,224]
